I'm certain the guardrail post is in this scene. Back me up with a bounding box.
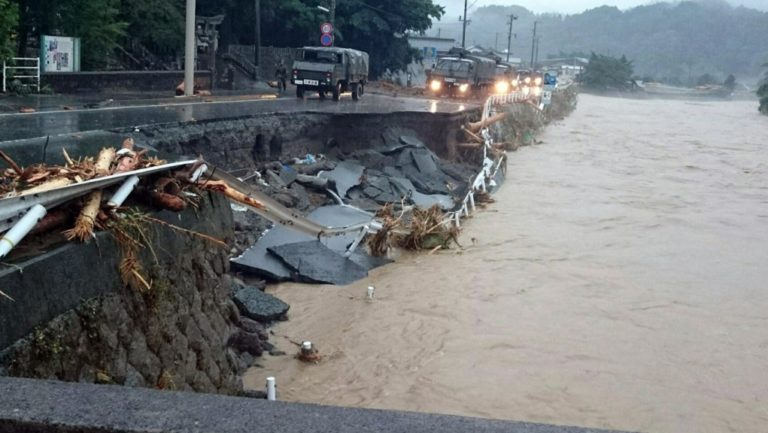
[2,60,6,93]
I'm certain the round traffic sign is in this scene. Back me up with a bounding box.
[321,22,334,35]
[320,33,334,47]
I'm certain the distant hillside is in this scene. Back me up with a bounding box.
[430,1,768,84]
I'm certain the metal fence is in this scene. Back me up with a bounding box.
[2,57,41,93]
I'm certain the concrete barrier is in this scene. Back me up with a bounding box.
[0,376,633,433]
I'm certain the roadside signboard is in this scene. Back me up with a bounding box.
[542,84,555,106]
[40,35,81,72]
[321,22,334,35]
[320,34,334,47]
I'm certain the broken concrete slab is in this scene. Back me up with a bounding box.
[410,148,440,175]
[279,166,298,186]
[269,241,369,286]
[320,160,365,198]
[231,205,376,282]
[233,284,290,323]
[389,177,454,211]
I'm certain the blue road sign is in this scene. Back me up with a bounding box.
[320,34,334,46]
[544,73,557,86]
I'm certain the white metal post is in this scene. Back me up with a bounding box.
[184,0,196,97]
[35,58,40,92]
[2,61,6,93]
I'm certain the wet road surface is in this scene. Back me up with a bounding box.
[247,95,768,433]
[0,94,475,142]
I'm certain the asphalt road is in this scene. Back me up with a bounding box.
[0,94,477,142]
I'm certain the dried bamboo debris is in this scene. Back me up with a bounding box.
[63,148,116,242]
[195,180,267,210]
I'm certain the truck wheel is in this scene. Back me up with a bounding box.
[332,83,342,101]
[319,89,326,100]
[296,86,304,98]
[352,84,360,101]
[359,83,365,96]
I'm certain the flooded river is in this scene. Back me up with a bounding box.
[246,94,768,433]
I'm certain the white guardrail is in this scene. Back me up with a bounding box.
[444,86,552,228]
[2,57,41,93]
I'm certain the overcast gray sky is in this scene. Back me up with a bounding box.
[438,0,768,16]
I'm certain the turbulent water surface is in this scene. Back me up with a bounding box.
[246,94,768,433]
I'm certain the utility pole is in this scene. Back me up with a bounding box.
[461,0,468,49]
[184,0,196,96]
[530,20,538,68]
[330,0,336,29]
[506,14,517,62]
[534,36,541,69]
[254,0,261,75]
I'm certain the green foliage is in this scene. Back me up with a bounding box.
[256,0,444,77]
[580,53,634,90]
[0,0,19,61]
[758,66,768,115]
[723,74,736,91]
[59,0,128,69]
[119,0,185,55]
[696,73,718,86]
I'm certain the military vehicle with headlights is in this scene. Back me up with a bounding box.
[428,48,496,98]
[492,62,519,94]
[292,47,369,101]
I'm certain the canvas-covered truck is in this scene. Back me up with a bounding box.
[291,47,369,101]
[427,48,496,98]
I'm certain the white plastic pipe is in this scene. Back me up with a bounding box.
[266,376,276,401]
[0,204,47,259]
[107,175,140,208]
[302,341,313,351]
[367,286,375,300]
[469,192,476,212]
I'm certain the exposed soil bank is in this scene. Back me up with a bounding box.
[131,110,478,172]
[246,95,768,433]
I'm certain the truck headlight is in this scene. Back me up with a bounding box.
[494,81,510,94]
[430,80,442,91]
[459,83,470,93]
[533,86,542,96]
[511,79,519,87]
[522,86,530,96]
[524,77,531,84]
[534,77,543,86]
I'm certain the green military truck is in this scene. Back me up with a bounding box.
[291,47,369,101]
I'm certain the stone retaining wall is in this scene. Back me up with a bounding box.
[0,193,251,394]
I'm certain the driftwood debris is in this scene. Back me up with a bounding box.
[467,112,507,133]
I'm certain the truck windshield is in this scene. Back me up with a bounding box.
[496,66,509,76]
[436,60,470,73]
[302,50,339,63]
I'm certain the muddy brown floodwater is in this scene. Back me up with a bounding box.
[246,94,768,433]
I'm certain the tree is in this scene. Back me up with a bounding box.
[119,0,185,56]
[696,73,718,86]
[723,74,736,91]
[580,53,634,90]
[0,0,19,62]
[255,0,444,77]
[759,65,768,115]
[59,0,127,69]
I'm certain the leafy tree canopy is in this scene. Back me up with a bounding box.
[759,65,768,115]
[580,53,634,90]
[0,0,19,62]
